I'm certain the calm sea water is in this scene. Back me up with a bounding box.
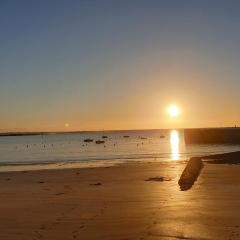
[1,130,240,168]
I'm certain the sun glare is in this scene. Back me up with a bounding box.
[167,105,180,117]
[170,130,180,160]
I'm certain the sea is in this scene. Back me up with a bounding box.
[0,129,240,171]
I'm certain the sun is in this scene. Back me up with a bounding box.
[167,105,180,117]
[64,123,70,128]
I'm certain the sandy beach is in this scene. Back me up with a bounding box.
[0,161,240,240]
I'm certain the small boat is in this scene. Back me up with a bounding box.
[160,135,165,138]
[102,136,108,139]
[84,139,94,143]
[95,140,105,144]
[123,135,130,138]
[140,137,147,139]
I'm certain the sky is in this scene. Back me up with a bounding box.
[1,0,240,131]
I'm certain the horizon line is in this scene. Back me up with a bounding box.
[1,126,240,135]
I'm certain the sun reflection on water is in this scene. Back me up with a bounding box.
[170,130,180,160]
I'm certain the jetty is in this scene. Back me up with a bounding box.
[184,127,240,144]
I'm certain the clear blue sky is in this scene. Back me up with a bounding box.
[1,0,240,131]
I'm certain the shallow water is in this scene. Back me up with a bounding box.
[1,129,240,167]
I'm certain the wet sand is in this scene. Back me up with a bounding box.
[1,161,240,240]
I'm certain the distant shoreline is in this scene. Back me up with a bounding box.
[1,127,240,137]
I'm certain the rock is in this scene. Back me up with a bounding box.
[178,157,204,191]
[202,151,240,164]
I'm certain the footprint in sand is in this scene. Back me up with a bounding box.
[55,192,65,196]
[71,225,85,239]
[90,182,102,186]
[34,230,43,239]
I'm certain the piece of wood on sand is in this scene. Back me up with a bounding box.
[178,157,204,191]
